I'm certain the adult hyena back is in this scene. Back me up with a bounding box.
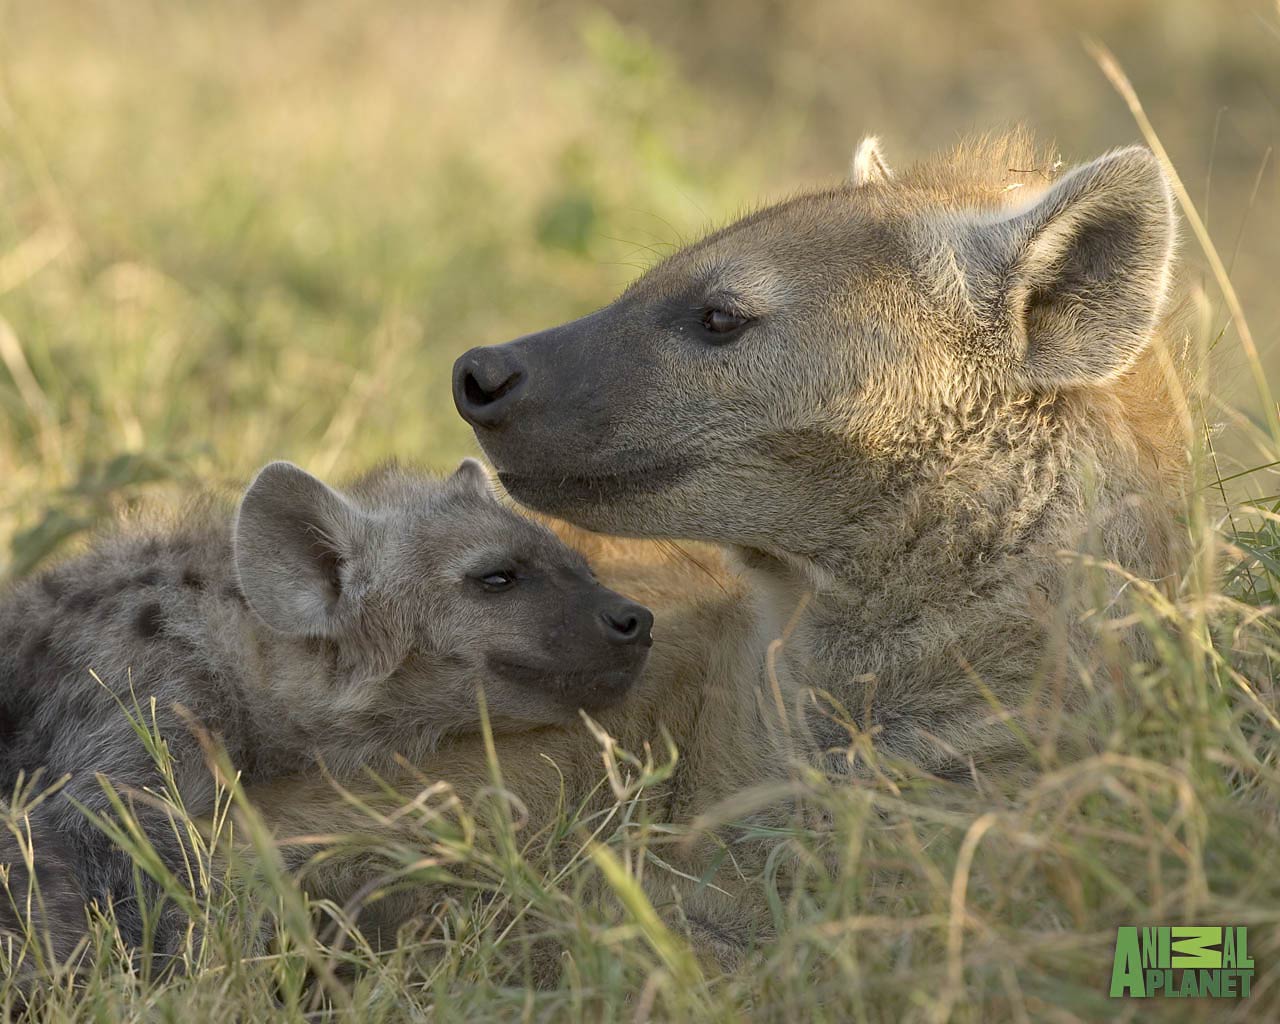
[1,460,653,960]
[454,132,1190,778]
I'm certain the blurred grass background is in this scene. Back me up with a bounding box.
[4,5,1280,1019]
[0,0,1277,574]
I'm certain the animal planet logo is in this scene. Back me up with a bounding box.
[1110,926,1253,999]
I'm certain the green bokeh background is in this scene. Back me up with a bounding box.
[1,0,1276,575]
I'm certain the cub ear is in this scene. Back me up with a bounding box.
[449,457,494,498]
[962,146,1176,390]
[850,135,893,186]
[233,462,369,637]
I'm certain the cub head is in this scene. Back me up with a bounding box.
[452,136,1176,557]
[232,459,653,736]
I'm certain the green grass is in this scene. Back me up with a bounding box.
[3,1,1280,1020]
[5,566,1280,1021]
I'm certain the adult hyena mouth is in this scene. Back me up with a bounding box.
[496,456,692,509]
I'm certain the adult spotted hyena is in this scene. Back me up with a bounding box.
[453,131,1189,778]
[253,133,1191,958]
[1,461,652,962]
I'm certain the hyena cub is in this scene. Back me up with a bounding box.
[0,459,652,961]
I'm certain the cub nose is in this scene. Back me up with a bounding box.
[453,346,527,428]
[600,600,654,647]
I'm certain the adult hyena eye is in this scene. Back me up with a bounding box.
[701,307,750,339]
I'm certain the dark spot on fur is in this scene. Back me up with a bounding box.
[91,577,133,618]
[167,629,198,652]
[222,583,247,607]
[135,603,165,639]
[142,539,161,557]
[930,759,976,784]
[806,706,858,754]
[0,701,22,753]
[0,682,38,755]
[133,568,162,588]
[66,589,100,613]
[40,574,67,601]
[21,629,53,667]
[181,568,205,590]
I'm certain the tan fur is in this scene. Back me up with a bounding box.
[251,132,1193,960]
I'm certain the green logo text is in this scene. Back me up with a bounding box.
[1110,926,1253,998]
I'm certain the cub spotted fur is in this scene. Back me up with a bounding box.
[0,459,652,960]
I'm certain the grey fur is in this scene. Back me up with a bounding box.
[0,461,651,961]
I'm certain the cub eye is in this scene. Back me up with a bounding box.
[700,307,750,340]
[478,571,515,591]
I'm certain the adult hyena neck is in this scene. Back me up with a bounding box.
[735,388,1173,775]
[749,391,1081,619]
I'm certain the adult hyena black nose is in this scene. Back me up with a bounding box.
[599,599,654,648]
[453,346,527,428]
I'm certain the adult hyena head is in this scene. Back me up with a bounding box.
[454,134,1180,559]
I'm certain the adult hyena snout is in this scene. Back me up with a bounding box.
[453,345,528,428]
[451,310,668,527]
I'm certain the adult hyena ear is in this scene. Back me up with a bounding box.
[234,462,370,638]
[961,146,1176,389]
[850,135,893,186]
[448,457,494,498]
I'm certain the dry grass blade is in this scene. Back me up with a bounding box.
[1088,38,1280,447]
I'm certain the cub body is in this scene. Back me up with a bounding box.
[0,460,651,959]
